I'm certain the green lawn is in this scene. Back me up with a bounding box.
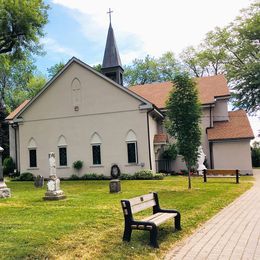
[0,176,254,259]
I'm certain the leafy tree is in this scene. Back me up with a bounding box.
[92,64,102,73]
[47,62,65,78]
[0,54,36,111]
[0,99,9,159]
[0,1,49,57]
[124,52,180,86]
[179,1,260,113]
[251,141,260,167]
[166,73,202,189]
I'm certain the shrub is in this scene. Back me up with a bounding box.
[3,157,15,176]
[133,170,154,180]
[73,160,83,171]
[120,173,134,180]
[16,172,35,181]
[162,144,178,160]
[153,173,164,180]
[69,174,80,180]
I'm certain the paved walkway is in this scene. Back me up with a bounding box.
[165,169,260,260]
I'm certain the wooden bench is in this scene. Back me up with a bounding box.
[203,169,240,184]
[121,192,181,248]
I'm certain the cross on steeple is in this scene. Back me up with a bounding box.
[107,8,113,24]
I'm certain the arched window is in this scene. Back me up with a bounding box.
[58,135,67,166]
[125,130,138,164]
[90,133,102,165]
[71,78,81,107]
[28,138,37,168]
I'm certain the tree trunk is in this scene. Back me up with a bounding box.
[188,166,191,189]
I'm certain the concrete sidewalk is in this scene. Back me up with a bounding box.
[165,169,260,260]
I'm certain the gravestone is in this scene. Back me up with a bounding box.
[109,164,121,193]
[0,147,11,198]
[43,152,66,200]
[34,175,44,188]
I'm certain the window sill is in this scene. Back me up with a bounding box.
[27,167,39,170]
[125,163,138,167]
[57,166,70,169]
[89,165,104,168]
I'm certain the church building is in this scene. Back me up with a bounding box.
[6,19,254,178]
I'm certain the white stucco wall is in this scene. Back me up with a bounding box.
[213,99,229,122]
[149,114,158,172]
[17,62,152,177]
[212,140,253,175]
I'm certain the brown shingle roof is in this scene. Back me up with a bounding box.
[5,100,30,120]
[207,110,254,141]
[154,134,168,144]
[130,75,230,109]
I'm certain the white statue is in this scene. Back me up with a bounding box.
[49,152,56,177]
[197,146,207,175]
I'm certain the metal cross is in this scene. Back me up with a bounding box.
[107,8,113,23]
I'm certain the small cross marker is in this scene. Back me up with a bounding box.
[107,8,113,23]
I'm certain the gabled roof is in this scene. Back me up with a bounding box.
[207,110,254,141]
[130,75,231,109]
[6,57,155,121]
[102,23,122,69]
[5,100,30,121]
[154,134,168,144]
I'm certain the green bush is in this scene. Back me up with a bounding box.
[120,173,134,180]
[69,174,80,180]
[153,173,164,180]
[162,144,178,160]
[134,170,154,180]
[16,172,35,181]
[72,160,83,171]
[3,157,15,176]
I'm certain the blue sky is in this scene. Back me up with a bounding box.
[35,0,259,139]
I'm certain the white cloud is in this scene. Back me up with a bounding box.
[41,37,80,57]
[52,0,250,59]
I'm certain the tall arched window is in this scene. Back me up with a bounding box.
[125,130,138,164]
[28,138,37,168]
[71,78,81,108]
[58,135,67,166]
[90,133,102,165]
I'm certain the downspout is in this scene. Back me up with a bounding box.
[11,123,18,170]
[209,104,213,168]
[146,108,154,170]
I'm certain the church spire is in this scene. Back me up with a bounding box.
[101,9,124,85]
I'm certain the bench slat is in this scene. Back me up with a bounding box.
[207,176,240,178]
[131,199,156,214]
[128,193,154,207]
[142,212,177,226]
[206,170,238,175]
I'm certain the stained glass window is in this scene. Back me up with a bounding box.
[92,145,101,165]
[59,147,67,166]
[29,149,37,167]
[127,142,137,163]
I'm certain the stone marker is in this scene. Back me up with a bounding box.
[0,147,11,198]
[43,152,65,200]
[34,175,44,188]
[109,164,121,193]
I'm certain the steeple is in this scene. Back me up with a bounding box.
[101,9,124,85]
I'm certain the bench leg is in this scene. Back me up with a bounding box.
[150,227,159,248]
[123,225,132,242]
[175,213,182,230]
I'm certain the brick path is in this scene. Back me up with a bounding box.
[165,169,260,260]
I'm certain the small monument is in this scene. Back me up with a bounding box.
[34,175,44,188]
[109,164,121,193]
[43,152,65,200]
[197,146,207,176]
[0,147,11,198]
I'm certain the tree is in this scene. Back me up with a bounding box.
[47,62,65,78]
[92,64,102,73]
[251,141,260,167]
[0,1,48,57]
[179,1,260,113]
[166,73,202,189]
[124,52,180,86]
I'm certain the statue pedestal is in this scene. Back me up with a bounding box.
[109,179,121,193]
[43,176,65,200]
[0,181,11,198]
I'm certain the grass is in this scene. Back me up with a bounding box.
[0,176,254,259]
